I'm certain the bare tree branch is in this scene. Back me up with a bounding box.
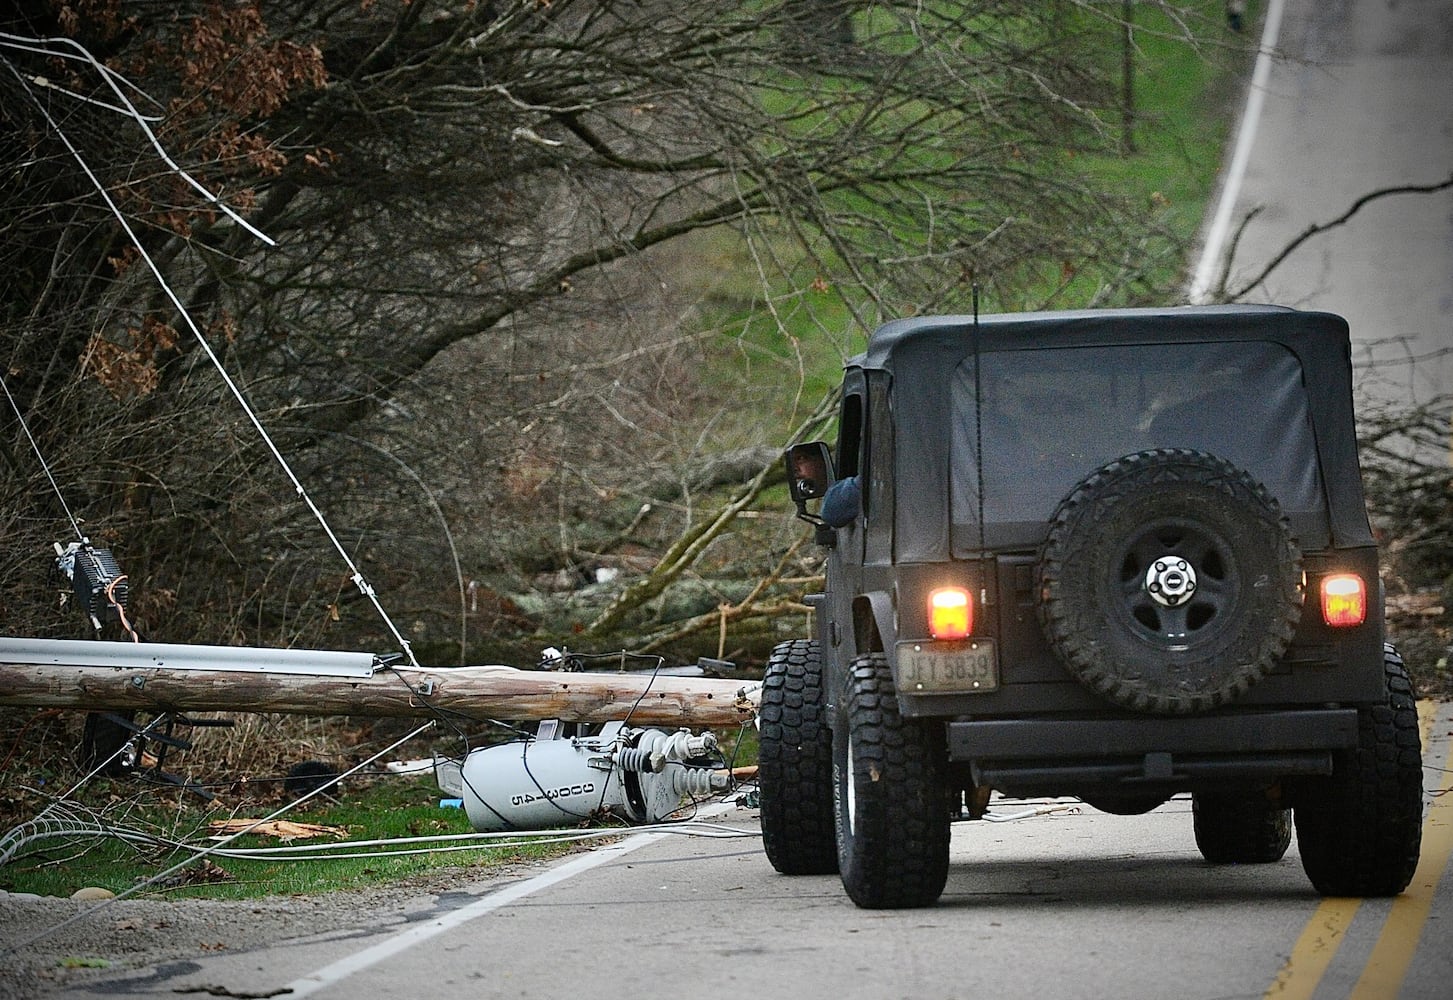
[1227,174,1453,301]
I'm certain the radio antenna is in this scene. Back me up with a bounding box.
[971,280,987,558]
[970,281,993,617]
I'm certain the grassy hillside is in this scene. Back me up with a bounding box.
[694,1,1247,441]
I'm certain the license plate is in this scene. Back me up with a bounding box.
[895,640,998,694]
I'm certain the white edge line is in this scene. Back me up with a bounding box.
[1188,0,1287,304]
[282,802,731,998]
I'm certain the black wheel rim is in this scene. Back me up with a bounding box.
[1113,516,1240,646]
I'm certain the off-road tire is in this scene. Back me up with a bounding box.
[1192,790,1292,863]
[833,653,950,908]
[759,639,838,875]
[1293,645,1423,896]
[1038,449,1302,714]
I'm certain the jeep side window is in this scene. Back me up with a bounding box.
[820,392,866,530]
[864,373,894,563]
[836,392,864,482]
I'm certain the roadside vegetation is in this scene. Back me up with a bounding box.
[0,712,761,900]
[1,773,546,901]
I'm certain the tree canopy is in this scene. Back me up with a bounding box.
[1,1,1202,660]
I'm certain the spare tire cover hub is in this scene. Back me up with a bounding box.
[1145,557,1197,608]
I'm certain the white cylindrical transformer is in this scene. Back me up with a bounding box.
[457,722,732,832]
[459,728,625,832]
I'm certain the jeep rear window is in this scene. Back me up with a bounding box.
[949,341,1326,552]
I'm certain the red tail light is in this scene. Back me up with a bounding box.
[929,587,972,640]
[1320,574,1367,627]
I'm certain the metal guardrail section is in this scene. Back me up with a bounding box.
[0,636,378,677]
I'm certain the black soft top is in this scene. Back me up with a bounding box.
[858,304,1341,371]
[848,305,1370,557]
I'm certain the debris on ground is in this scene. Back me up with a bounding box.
[204,819,348,842]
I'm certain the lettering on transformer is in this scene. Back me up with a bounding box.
[510,782,596,807]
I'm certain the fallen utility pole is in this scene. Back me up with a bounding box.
[0,638,757,728]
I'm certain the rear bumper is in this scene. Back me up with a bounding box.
[946,708,1359,792]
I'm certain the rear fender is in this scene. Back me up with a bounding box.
[819,592,893,724]
[853,591,895,655]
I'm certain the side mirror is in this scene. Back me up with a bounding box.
[784,442,834,503]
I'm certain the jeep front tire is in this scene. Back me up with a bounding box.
[1192,789,1293,864]
[833,652,950,908]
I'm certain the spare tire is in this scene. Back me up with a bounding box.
[1037,449,1302,714]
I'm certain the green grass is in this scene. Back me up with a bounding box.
[1087,5,1239,239]
[0,776,577,901]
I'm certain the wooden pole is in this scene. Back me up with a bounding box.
[0,662,757,728]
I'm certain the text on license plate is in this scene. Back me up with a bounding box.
[896,640,998,693]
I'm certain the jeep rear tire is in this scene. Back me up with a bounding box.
[1038,449,1302,714]
[759,639,838,875]
[1293,645,1423,896]
[1192,790,1292,863]
[834,653,950,908]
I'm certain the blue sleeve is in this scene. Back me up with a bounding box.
[820,476,862,528]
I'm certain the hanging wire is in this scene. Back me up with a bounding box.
[0,32,274,246]
[1,46,419,666]
[0,373,85,543]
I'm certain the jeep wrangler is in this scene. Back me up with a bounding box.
[759,304,1424,909]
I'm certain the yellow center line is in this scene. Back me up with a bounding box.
[1264,701,1448,1000]
[1348,702,1453,999]
[1264,897,1361,999]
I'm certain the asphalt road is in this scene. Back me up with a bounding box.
[43,701,1453,1000]
[1192,0,1453,405]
